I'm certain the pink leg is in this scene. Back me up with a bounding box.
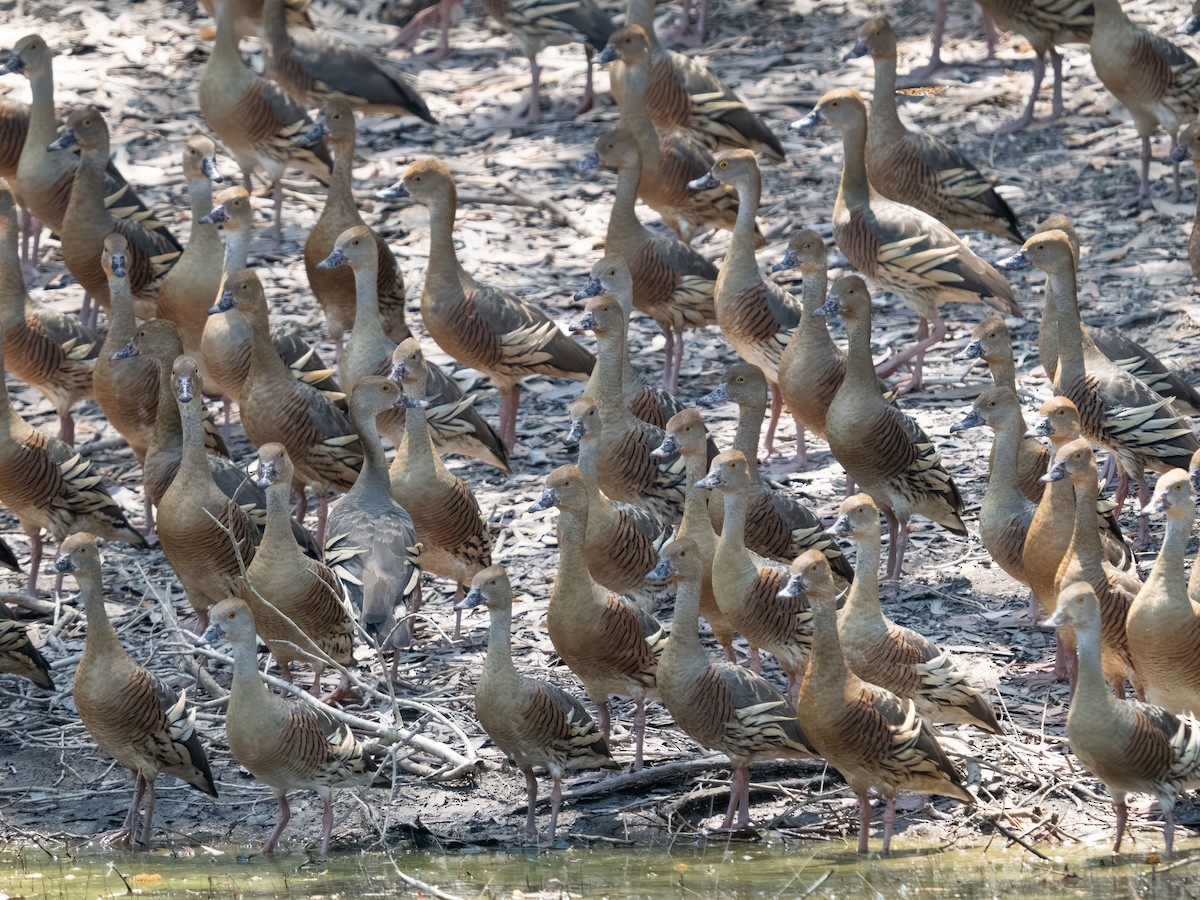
[882,509,900,584]
[908,0,947,79]
[1133,477,1153,549]
[719,765,745,830]
[671,329,686,393]
[193,606,211,635]
[142,480,157,544]
[1137,134,1153,207]
[452,583,465,639]
[890,521,911,583]
[263,793,292,854]
[734,764,752,830]
[660,328,677,391]
[857,791,872,853]
[58,412,75,446]
[499,387,520,451]
[139,777,157,848]
[595,699,611,744]
[310,665,324,697]
[633,698,647,771]
[764,381,783,456]
[747,645,762,674]
[547,776,563,843]
[319,797,335,857]
[576,47,596,115]
[792,419,808,470]
[982,10,998,58]
[881,795,897,855]
[316,494,329,546]
[526,56,543,125]
[271,180,285,245]
[720,640,737,664]
[25,532,42,596]
[1049,48,1065,118]
[1162,800,1176,858]
[996,51,1046,135]
[1113,800,1127,854]
[523,768,539,842]
[873,317,946,382]
[79,293,97,332]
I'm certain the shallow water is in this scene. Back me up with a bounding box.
[3,838,1199,899]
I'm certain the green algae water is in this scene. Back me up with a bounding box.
[2,840,1199,898]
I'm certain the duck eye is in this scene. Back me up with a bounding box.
[682,426,690,433]
[718,160,728,169]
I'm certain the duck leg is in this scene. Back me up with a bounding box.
[498,386,520,452]
[792,420,808,470]
[391,0,457,60]
[880,795,897,856]
[889,522,911,584]
[996,51,1047,135]
[882,508,900,584]
[452,583,465,639]
[526,55,544,125]
[856,791,873,853]
[907,0,947,79]
[319,797,335,857]
[79,293,96,332]
[1048,48,1065,119]
[1112,799,1128,853]
[107,772,146,847]
[1136,134,1155,207]
[138,777,158,848]
[1161,799,1176,859]
[262,793,292,854]
[982,10,998,59]
[546,775,564,844]
[522,768,539,843]
[57,411,75,446]
[747,645,762,674]
[719,764,747,830]
[270,180,285,244]
[872,317,946,385]
[763,380,783,456]
[633,697,647,771]
[576,47,596,115]
[316,494,330,546]
[26,530,43,596]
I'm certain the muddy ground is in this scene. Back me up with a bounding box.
[0,0,1198,862]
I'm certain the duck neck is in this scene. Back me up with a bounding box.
[619,61,659,156]
[68,145,107,221]
[555,506,590,572]
[482,604,520,687]
[228,631,274,711]
[1070,471,1105,572]
[103,275,137,352]
[425,193,461,285]
[1145,506,1192,602]
[732,403,764,481]
[624,0,664,51]
[260,0,288,50]
[223,226,250,278]
[725,172,761,279]
[152,361,184,450]
[836,119,871,210]
[609,160,645,242]
[326,139,359,218]
[662,574,703,663]
[989,411,1026,506]
[178,397,211,481]
[77,565,123,663]
[348,403,390,496]
[985,351,1017,392]
[24,64,56,147]
[1067,620,1111,723]
[841,312,877,388]
[680,449,712,535]
[576,434,601,485]
[869,54,904,135]
[246,310,290,381]
[593,330,627,420]
[1045,265,1085,385]
[210,2,244,71]
[186,176,219,251]
[843,527,883,625]
[260,478,299,558]
[352,256,385,334]
[806,595,848,685]
[402,384,435,457]
[0,221,24,326]
[716,486,749,552]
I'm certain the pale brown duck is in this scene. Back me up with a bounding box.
[56,533,217,847]
[653,538,817,831]
[794,89,1019,391]
[608,0,784,160]
[790,549,973,855]
[0,187,98,445]
[456,566,615,845]
[51,108,181,317]
[393,158,594,449]
[575,128,716,391]
[845,16,1023,242]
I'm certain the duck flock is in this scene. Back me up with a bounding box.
[0,0,1199,864]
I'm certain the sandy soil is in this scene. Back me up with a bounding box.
[0,0,1198,861]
